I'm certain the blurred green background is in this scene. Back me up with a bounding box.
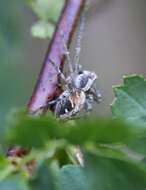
[0,0,146,126]
[0,0,48,127]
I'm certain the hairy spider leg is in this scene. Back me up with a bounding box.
[60,108,90,120]
[73,15,86,73]
[47,99,58,106]
[89,84,102,103]
[49,58,67,84]
[60,31,73,74]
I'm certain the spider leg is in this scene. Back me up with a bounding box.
[84,99,93,111]
[62,110,90,120]
[73,15,85,73]
[49,59,67,84]
[47,99,58,105]
[88,85,102,103]
[46,99,58,112]
[60,31,73,74]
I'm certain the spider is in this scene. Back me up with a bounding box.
[48,17,102,120]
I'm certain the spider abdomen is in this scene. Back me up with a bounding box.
[54,90,86,119]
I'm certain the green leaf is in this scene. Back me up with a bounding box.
[111,75,146,156]
[65,118,142,145]
[29,161,56,190]
[5,109,60,148]
[93,144,144,163]
[58,153,146,190]
[112,75,146,126]
[28,0,64,39]
[84,153,146,190]
[0,156,16,181]
[5,109,146,149]
[28,0,64,21]
[0,175,29,190]
[31,21,55,39]
[58,165,88,190]
[128,137,146,156]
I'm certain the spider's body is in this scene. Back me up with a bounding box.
[54,89,86,119]
[48,17,101,119]
[48,63,101,119]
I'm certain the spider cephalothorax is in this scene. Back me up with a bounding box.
[71,70,97,91]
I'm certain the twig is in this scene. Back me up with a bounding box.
[28,0,85,114]
[7,0,85,160]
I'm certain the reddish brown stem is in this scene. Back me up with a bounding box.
[7,0,85,159]
[28,0,85,114]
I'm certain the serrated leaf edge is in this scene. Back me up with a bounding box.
[110,74,146,112]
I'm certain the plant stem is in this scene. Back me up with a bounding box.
[7,0,85,159]
[27,0,86,166]
[28,0,85,114]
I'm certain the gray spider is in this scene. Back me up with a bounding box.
[48,17,102,119]
[48,61,101,119]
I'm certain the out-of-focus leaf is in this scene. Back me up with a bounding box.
[112,75,146,126]
[0,175,29,190]
[128,137,146,156]
[31,21,54,38]
[27,0,64,39]
[65,118,145,145]
[28,0,64,22]
[93,144,144,163]
[0,156,16,181]
[29,161,56,190]
[84,153,146,190]
[5,109,146,149]
[5,109,60,148]
[58,165,88,190]
[57,153,146,190]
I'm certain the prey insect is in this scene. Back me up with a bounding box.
[48,16,102,120]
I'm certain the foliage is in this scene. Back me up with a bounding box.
[112,75,146,127]
[1,1,146,189]
[0,75,146,189]
[27,0,64,38]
